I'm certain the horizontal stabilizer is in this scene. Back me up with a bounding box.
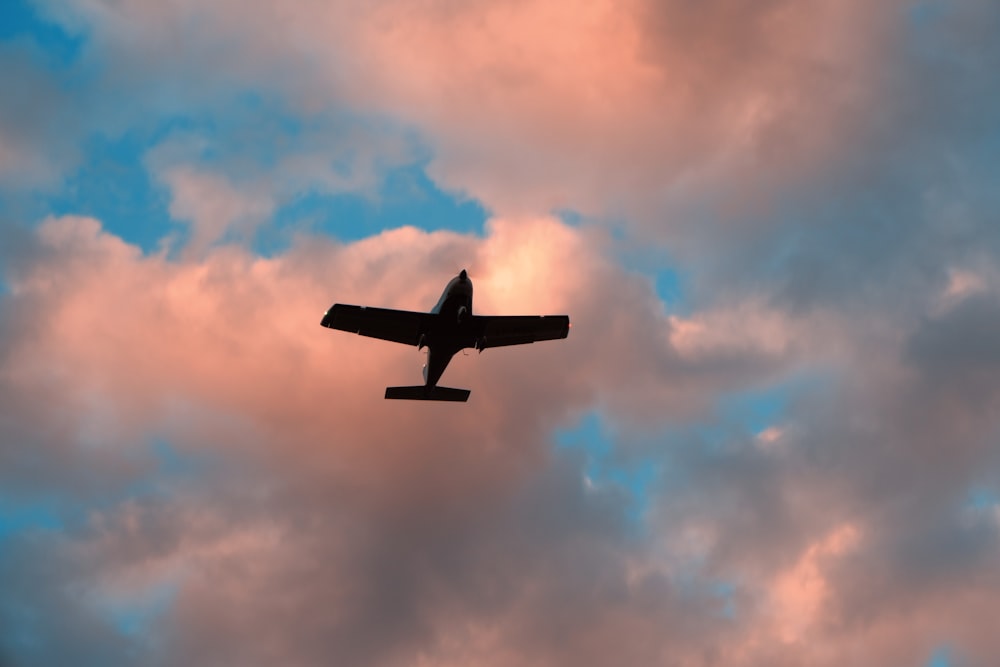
[385,385,471,402]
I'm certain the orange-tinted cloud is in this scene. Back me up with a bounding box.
[6,211,999,665]
[41,0,900,223]
[0,213,840,664]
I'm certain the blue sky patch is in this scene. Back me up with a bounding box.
[555,411,659,525]
[926,644,954,667]
[908,0,950,29]
[655,267,686,312]
[716,384,790,436]
[44,131,179,253]
[712,580,738,620]
[963,486,999,511]
[0,498,61,542]
[98,578,179,639]
[257,161,488,256]
[0,0,83,66]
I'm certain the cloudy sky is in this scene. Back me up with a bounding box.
[1,0,999,665]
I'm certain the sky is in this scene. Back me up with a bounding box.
[1,0,999,665]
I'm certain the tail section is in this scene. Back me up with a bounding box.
[385,385,471,402]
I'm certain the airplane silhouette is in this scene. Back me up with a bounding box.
[321,270,570,401]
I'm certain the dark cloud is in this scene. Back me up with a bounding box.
[0,40,83,189]
[679,0,1000,312]
[906,294,1000,402]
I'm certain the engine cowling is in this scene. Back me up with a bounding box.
[456,305,468,324]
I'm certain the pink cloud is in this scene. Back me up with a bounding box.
[9,214,802,467]
[2,206,999,663]
[352,0,894,219]
[41,0,903,225]
[0,212,842,663]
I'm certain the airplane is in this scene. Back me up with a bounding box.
[320,269,570,401]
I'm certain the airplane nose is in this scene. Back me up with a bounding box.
[459,269,468,281]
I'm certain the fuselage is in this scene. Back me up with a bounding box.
[431,268,473,319]
[422,269,474,387]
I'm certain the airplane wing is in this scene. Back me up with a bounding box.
[321,304,434,346]
[471,315,571,349]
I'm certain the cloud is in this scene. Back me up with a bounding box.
[5,211,998,664]
[0,40,83,190]
[3,213,797,491]
[0,213,851,665]
[906,293,1000,402]
[3,1,1000,664]
[156,165,275,255]
[38,0,894,219]
[141,117,419,254]
[13,0,997,307]
[27,0,998,314]
[766,522,860,645]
